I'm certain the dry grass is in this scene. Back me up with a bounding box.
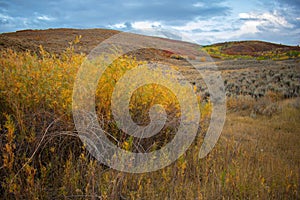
[0,45,299,199]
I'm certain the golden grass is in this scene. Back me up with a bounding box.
[0,45,299,199]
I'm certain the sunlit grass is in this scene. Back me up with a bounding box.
[0,42,299,199]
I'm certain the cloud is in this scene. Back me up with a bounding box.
[36,15,55,21]
[0,13,13,25]
[0,0,230,30]
[193,2,205,8]
[168,10,298,45]
[108,22,127,29]
[131,21,162,29]
[0,12,57,32]
[0,0,299,45]
[238,11,293,28]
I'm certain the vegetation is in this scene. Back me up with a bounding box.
[0,40,299,199]
[203,45,254,60]
[203,41,300,60]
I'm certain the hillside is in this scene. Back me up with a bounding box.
[203,40,300,60]
[1,29,300,61]
[0,28,120,54]
[0,28,202,65]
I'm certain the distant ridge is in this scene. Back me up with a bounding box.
[1,28,299,60]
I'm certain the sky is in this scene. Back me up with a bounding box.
[0,0,299,45]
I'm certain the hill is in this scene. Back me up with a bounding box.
[0,28,202,65]
[203,40,300,60]
[1,28,300,61]
[0,28,119,54]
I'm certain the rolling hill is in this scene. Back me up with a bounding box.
[1,28,300,61]
[203,40,300,60]
[0,28,202,65]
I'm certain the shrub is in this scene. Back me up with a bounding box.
[0,40,298,199]
[200,57,206,62]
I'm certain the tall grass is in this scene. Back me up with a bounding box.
[0,43,299,199]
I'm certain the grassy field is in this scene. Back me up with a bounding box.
[0,44,299,199]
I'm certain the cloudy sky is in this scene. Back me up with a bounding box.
[0,0,299,45]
